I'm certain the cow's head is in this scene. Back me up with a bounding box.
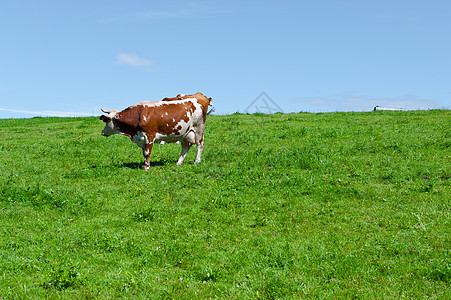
[100,109,119,137]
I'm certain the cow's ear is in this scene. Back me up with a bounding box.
[100,115,111,122]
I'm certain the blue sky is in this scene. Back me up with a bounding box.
[1,0,450,118]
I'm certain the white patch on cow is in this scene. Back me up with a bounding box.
[154,132,180,143]
[133,101,163,108]
[185,130,196,144]
[165,112,168,116]
[132,131,148,149]
[143,115,147,122]
[101,121,118,136]
[173,118,190,134]
[172,118,175,122]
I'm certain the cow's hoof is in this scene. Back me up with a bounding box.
[143,165,150,171]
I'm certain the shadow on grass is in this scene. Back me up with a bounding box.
[118,161,165,169]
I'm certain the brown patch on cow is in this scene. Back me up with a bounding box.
[134,102,194,137]
[202,109,207,123]
[113,105,146,140]
[183,101,196,116]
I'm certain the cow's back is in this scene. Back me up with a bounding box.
[136,99,201,136]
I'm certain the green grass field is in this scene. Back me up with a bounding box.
[0,110,449,299]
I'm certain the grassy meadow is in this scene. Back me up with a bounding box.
[0,110,450,299]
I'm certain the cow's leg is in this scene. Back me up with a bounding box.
[177,140,191,166]
[177,131,195,165]
[194,134,204,163]
[142,143,153,171]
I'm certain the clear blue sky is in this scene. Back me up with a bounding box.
[1,0,450,118]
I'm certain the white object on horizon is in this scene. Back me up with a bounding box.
[373,106,403,111]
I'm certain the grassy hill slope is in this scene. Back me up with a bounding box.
[0,110,449,299]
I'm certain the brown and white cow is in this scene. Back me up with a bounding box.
[100,92,212,170]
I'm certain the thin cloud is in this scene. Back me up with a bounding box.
[116,52,156,71]
[0,108,95,118]
[127,11,181,21]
